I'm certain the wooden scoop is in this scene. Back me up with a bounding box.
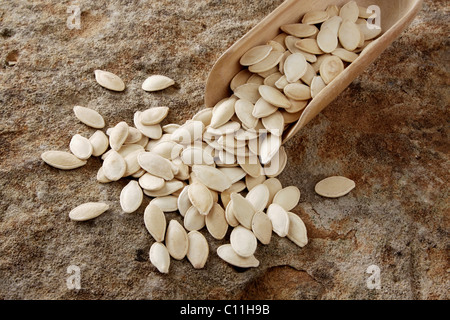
[204,0,423,143]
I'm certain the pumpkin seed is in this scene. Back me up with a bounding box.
[143,179,184,197]
[191,165,232,192]
[235,99,258,129]
[94,70,125,92]
[273,186,300,212]
[267,203,290,237]
[109,121,129,151]
[140,107,169,125]
[69,134,93,160]
[231,192,255,229]
[188,181,214,215]
[89,130,109,157]
[280,23,319,38]
[177,185,191,217]
[171,120,205,144]
[248,51,284,73]
[283,83,311,101]
[233,83,261,104]
[165,220,189,260]
[338,20,361,51]
[262,111,285,136]
[264,146,287,178]
[258,85,291,109]
[320,55,344,84]
[230,69,253,91]
[230,225,257,258]
[314,176,355,198]
[217,244,259,268]
[186,230,209,269]
[142,75,175,92]
[245,174,266,191]
[133,111,163,140]
[138,173,165,191]
[240,45,273,66]
[124,127,143,145]
[340,1,359,22]
[251,211,272,245]
[137,152,174,180]
[247,74,265,85]
[252,97,278,118]
[192,108,213,127]
[41,150,87,170]
[120,180,143,213]
[245,184,270,212]
[150,196,178,212]
[69,202,109,221]
[259,133,281,165]
[311,75,327,98]
[184,206,206,231]
[317,26,339,53]
[263,177,283,207]
[144,203,166,242]
[102,150,126,181]
[181,146,215,166]
[205,203,228,240]
[295,38,324,55]
[302,10,329,25]
[283,53,307,83]
[149,242,170,273]
[73,106,105,129]
[286,212,308,247]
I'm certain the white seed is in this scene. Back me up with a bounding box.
[246,184,270,212]
[96,167,112,183]
[188,182,214,215]
[166,220,189,260]
[120,180,143,213]
[151,141,182,160]
[133,111,163,140]
[317,26,338,53]
[177,185,191,217]
[267,203,290,237]
[302,10,329,25]
[102,150,126,181]
[137,152,174,180]
[240,45,273,66]
[283,53,308,83]
[41,150,87,170]
[187,230,209,269]
[295,38,324,55]
[332,48,359,62]
[218,167,246,184]
[150,196,178,212]
[73,106,105,129]
[184,206,206,231]
[144,203,166,242]
[181,146,214,166]
[230,69,253,91]
[210,97,237,129]
[205,203,228,240]
[192,108,213,127]
[171,120,205,144]
[245,174,266,191]
[149,242,170,273]
[338,20,361,51]
[69,134,93,160]
[124,127,142,144]
[217,244,259,268]
[262,111,285,136]
[322,15,343,35]
[231,193,256,229]
[320,55,344,84]
[138,173,165,191]
[233,83,261,104]
[89,130,109,157]
[280,23,319,38]
[225,199,240,227]
[314,176,356,198]
[263,71,283,87]
[94,70,125,91]
[340,1,359,22]
[287,212,308,247]
[220,181,246,209]
[356,19,382,40]
[259,133,281,165]
[251,211,272,245]
[163,123,181,134]
[264,146,287,178]
[122,149,143,177]
[140,107,169,125]
[142,75,175,91]
[230,225,257,258]
[109,121,129,151]
[263,177,283,207]
[235,99,258,129]
[248,51,284,73]
[69,202,109,221]
[206,121,241,136]
[143,179,184,197]
[273,186,301,211]
[285,98,308,113]
[326,4,340,17]
[258,85,291,109]
[252,97,278,118]
[311,76,327,98]
[237,154,263,178]
[191,165,232,192]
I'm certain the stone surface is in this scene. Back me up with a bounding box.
[0,0,448,300]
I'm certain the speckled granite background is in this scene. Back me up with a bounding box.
[0,0,448,300]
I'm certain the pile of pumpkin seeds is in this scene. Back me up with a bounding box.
[41,2,365,273]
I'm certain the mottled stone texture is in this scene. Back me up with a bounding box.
[0,0,448,300]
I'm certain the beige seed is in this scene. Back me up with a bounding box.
[283,53,307,83]
[142,75,175,92]
[96,167,112,184]
[124,127,143,145]
[144,203,166,242]
[287,212,308,247]
[149,242,170,274]
[274,75,289,90]
[150,196,178,212]
[263,177,283,207]
[283,83,311,101]
[192,108,213,127]
[133,111,162,140]
[188,182,214,215]
[285,99,308,113]
[247,74,265,85]
[102,150,126,181]
[184,206,206,231]
[332,48,359,62]
[240,45,273,66]
[166,220,188,260]
[140,107,169,125]
[314,176,356,198]
[231,192,256,229]
[137,152,174,181]
[301,62,316,86]
[251,211,272,245]
[326,4,340,17]
[210,97,237,129]
[73,106,105,129]
[258,85,291,109]
[206,121,241,136]
[181,146,214,166]
[143,179,184,197]
[358,5,376,19]
[317,26,339,53]
[248,51,284,73]
[151,141,182,160]
[245,174,266,191]
[162,123,180,134]
[205,203,228,240]
[356,20,382,40]
[338,20,361,51]
[320,55,344,84]
[311,75,327,99]
[69,134,93,160]
[235,99,258,129]
[89,130,109,157]
[230,69,253,91]
[322,15,343,35]
[225,199,240,227]
[109,121,129,151]
[302,10,329,25]
[171,120,205,144]
[191,165,232,192]
[120,180,143,213]
[217,244,259,268]
[236,154,263,178]
[230,226,257,258]
[267,203,290,237]
[252,97,278,119]
[259,133,281,165]
[340,1,359,23]
[273,186,301,212]
[280,23,319,38]
[41,150,87,170]
[262,111,285,136]
[138,173,165,191]
[220,181,246,209]
[69,202,109,221]
[177,186,191,217]
[263,72,283,87]
[311,53,332,73]
[94,70,125,92]
[218,167,246,184]
[246,184,270,212]
[295,39,324,55]
[264,146,287,178]
[266,40,285,53]
[233,83,261,104]
[187,231,209,269]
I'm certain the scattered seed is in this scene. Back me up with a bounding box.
[287,212,308,247]
[217,244,259,268]
[120,180,143,213]
[186,230,209,269]
[69,134,93,160]
[41,150,87,170]
[314,176,356,198]
[149,242,170,273]
[267,203,290,237]
[230,225,257,258]
[94,70,125,92]
[166,219,189,260]
[73,106,105,129]
[142,75,175,92]
[69,202,109,221]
